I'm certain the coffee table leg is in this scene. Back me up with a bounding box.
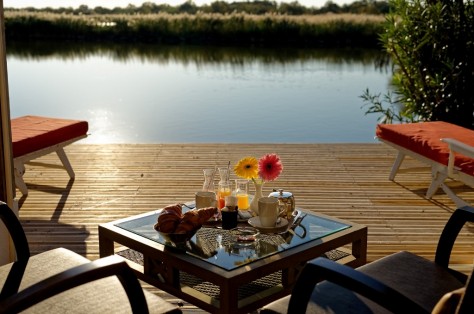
[145,257,180,288]
[351,229,368,266]
[282,265,304,287]
[99,226,114,257]
[220,282,238,314]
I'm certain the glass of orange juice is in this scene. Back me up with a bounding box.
[217,181,232,209]
[234,179,249,210]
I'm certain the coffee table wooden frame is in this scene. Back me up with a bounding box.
[99,209,367,314]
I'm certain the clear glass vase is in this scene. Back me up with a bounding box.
[202,168,216,192]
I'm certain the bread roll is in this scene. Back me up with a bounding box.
[154,204,183,233]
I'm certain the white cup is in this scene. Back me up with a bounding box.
[258,197,279,227]
[195,191,217,209]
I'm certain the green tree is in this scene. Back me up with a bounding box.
[320,1,342,13]
[93,6,111,14]
[279,1,308,15]
[209,1,231,14]
[178,1,198,14]
[77,5,92,15]
[138,2,156,14]
[363,0,474,128]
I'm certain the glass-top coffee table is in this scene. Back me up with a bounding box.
[99,205,367,314]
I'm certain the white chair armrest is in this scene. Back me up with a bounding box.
[441,138,474,176]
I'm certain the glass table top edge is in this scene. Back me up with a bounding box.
[113,207,354,271]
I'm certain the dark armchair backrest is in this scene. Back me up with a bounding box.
[0,202,30,261]
[435,206,474,269]
[0,202,31,299]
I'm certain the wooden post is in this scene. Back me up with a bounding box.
[0,0,17,265]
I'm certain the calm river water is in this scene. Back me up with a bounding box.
[6,42,391,143]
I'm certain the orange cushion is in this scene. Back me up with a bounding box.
[376,122,474,176]
[11,115,88,158]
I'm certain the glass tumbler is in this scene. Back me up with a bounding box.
[234,179,249,210]
[217,181,232,209]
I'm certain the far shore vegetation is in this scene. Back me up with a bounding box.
[5,0,472,128]
[4,0,390,16]
[4,1,387,47]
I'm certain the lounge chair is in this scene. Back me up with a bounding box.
[0,201,181,313]
[376,121,474,207]
[260,205,474,313]
[11,115,89,195]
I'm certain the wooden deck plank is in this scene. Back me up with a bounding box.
[14,143,474,312]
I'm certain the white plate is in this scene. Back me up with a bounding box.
[248,217,288,234]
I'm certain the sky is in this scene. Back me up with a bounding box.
[3,0,355,10]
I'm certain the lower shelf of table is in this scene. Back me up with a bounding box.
[117,247,350,301]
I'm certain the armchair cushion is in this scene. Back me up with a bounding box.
[0,248,179,314]
[261,251,465,314]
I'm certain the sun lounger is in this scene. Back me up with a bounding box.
[376,121,474,207]
[11,115,89,195]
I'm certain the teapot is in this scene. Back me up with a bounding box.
[268,189,295,219]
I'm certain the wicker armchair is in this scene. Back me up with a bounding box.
[261,206,474,313]
[0,201,181,313]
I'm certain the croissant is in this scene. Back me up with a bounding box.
[196,206,217,222]
[164,203,183,217]
[174,207,217,234]
[154,204,183,233]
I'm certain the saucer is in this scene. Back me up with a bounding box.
[248,217,288,234]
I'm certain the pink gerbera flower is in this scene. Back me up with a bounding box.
[258,154,283,181]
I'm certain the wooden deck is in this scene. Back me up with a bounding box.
[15,143,474,311]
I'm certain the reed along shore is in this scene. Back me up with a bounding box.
[4,11,385,48]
